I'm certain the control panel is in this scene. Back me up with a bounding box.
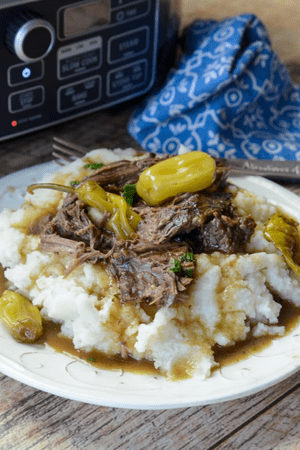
[0,0,159,140]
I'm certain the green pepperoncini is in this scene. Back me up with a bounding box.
[136,151,216,206]
[27,180,141,240]
[0,290,43,343]
[264,213,300,277]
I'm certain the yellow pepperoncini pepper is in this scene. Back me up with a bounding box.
[264,213,300,277]
[136,151,216,205]
[27,181,141,240]
[0,290,43,343]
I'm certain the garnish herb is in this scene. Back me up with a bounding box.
[180,252,194,262]
[123,183,137,206]
[84,163,104,170]
[87,357,95,362]
[169,258,182,273]
[185,268,193,278]
[70,180,80,186]
[170,253,195,277]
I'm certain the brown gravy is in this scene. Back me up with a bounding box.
[213,295,300,368]
[37,294,300,378]
[38,321,160,376]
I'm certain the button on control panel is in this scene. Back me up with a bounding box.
[8,85,45,113]
[108,26,149,63]
[107,59,148,97]
[58,75,101,112]
[8,61,44,86]
[110,1,149,24]
[58,37,102,80]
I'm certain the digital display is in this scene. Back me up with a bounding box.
[64,1,110,37]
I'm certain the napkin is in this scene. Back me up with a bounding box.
[128,14,300,160]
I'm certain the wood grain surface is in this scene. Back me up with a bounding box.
[0,370,300,450]
[1,1,300,449]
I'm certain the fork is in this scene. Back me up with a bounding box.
[51,137,300,181]
[52,137,88,165]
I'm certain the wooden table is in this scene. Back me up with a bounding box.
[1,1,300,449]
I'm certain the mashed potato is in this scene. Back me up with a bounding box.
[0,148,300,380]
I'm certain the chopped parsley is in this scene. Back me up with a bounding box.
[170,253,195,277]
[84,163,104,170]
[87,357,95,362]
[180,252,195,262]
[185,268,194,278]
[70,180,80,186]
[169,258,182,273]
[123,183,137,206]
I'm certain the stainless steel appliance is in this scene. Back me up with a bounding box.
[0,0,180,140]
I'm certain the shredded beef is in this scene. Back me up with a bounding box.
[36,155,256,307]
[42,197,114,252]
[85,153,168,194]
[40,234,86,255]
[186,213,256,254]
[135,190,255,253]
[39,195,195,307]
[30,213,54,235]
[107,240,194,307]
[204,162,229,193]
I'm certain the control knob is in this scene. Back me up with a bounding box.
[6,11,55,62]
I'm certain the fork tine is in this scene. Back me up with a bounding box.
[52,143,84,157]
[52,136,89,166]
[53,158,65,166]
[53,136,87,154]
[52,151,76,164]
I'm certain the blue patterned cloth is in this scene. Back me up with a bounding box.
[128,14,300,160]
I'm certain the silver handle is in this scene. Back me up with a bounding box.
[225,159,300,181]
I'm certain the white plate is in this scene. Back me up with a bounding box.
[1,163,300,410]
